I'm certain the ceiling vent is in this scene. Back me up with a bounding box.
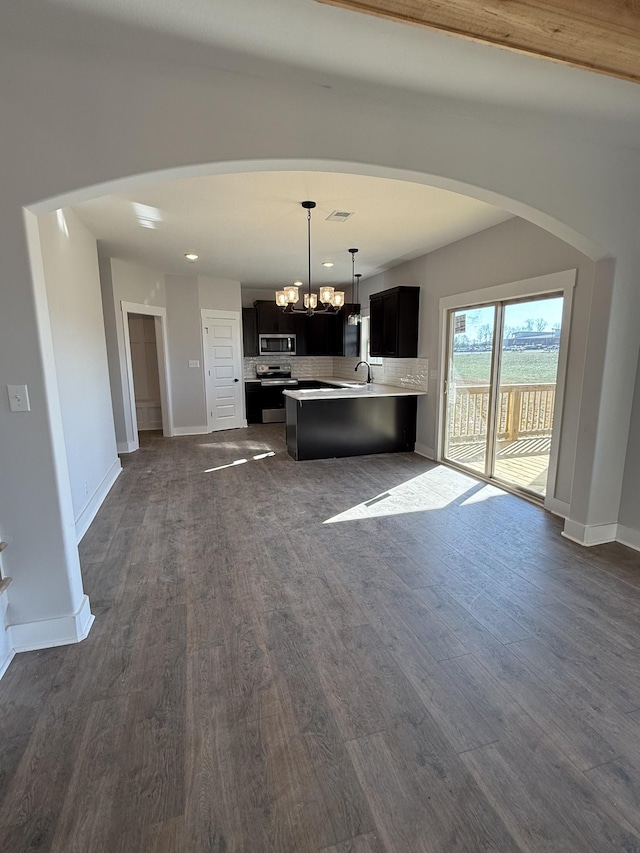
[326,210,354,222]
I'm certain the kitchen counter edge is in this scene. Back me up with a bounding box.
[283,381,426,401]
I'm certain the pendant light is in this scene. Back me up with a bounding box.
[347,248,362,326]
[275,201,345,316]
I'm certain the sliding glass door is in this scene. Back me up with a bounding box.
[443,294,564,498]
[443,305,497,477]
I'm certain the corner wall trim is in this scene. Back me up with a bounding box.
[616,525,640,553]
[117,440,138,453]
[9,594,95,653]
[414,443,435,460]
[0,646,15,680]
[561,519,618,546]
[173,426,209,436]
[544,497,570,519]
[0,585,14,679]
[76,459,122,543]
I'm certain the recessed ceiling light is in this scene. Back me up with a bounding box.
[293,280,303,286]
[184,253,199,261]
[322,261,334,268]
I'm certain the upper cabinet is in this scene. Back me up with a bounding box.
[254,300,296,333]
[242,307,258,356]
[254,299,360,357]
[334,303,360,358]
[369,286,420,358]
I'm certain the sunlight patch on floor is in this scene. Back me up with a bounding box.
[459,483,506,505]
[324,464,498,523]
[204,451,275,473]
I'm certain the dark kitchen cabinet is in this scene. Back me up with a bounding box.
[303,304,360,356]
[296,380,334,390]
[293,313,308,355]
[369,287,419,358]
[304,313,333,356]
[245,382,262,423]
[253,300,360,356]
[254,300,296,334]
[242,307,258,356]
[333,303,360,357]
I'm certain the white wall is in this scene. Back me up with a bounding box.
[39,209,120,538]
[102,264,243,438]
[360,217,596,509]
[198,276,242,313]
[3,26,640,655]
[618,352,640,546]
[165,275,207,432]
[101,258,166,449]
[242,288,274,307]
[167,275,243,432]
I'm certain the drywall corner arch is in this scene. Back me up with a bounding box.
[27,158,609,263]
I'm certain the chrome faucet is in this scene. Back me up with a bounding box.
[355,361,372,383]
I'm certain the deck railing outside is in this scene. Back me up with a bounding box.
[448,383,556,443]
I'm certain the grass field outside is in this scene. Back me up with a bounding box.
[452,350,560,386]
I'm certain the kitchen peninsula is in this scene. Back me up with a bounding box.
[284,381,426,461]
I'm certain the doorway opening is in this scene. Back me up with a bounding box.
[442,293,565,499]
[121,301,173,449]
[127,313,163,432]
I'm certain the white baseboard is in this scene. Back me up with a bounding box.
[173,426,209,436]
[562,519,618,546]
[0,645,15,680]
[616,525,640,553]
[117,440,138,453]
[9,594,95,653]
[544,497,570,518]
[76,459,122,543]
[0,586,14,679]
[415,443,435,460]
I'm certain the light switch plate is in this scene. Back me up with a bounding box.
[7,384,30,412]
[188,360,200,368]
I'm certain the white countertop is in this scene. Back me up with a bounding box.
[284,378,426,401]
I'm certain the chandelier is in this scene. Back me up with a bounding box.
[275,201,345,316]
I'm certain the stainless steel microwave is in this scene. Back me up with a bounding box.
[259,334,296,356]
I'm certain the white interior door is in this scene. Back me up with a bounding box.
[202,312,245,432]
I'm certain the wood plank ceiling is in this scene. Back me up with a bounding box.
[315,0,640,83]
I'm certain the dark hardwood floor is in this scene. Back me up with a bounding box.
[2,425,640,851]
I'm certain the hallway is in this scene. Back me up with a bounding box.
[1,427,640,851]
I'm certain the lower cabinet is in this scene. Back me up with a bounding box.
[245,382,262,423]
[246,381,335,424]
[286,394,418,460]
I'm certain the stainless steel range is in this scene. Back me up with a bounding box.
[256,364,298,422]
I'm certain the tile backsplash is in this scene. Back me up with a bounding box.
[333,356,429,390]
[244,355,428,390]
[243,356,333,379]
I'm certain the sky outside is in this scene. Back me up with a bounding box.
[454,297,563,342]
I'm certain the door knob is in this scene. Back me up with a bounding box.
[234,378,239,382]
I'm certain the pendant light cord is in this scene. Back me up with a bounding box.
[307,205,312,314]
[348,248,359,308]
